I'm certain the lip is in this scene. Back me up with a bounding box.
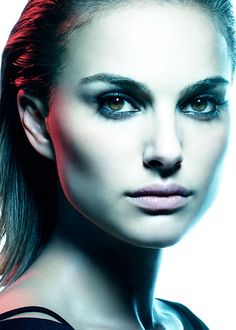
[126,184,192,211]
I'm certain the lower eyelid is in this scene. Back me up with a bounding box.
[98,107,139,120]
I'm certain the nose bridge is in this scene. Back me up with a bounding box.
[143,101,183,167]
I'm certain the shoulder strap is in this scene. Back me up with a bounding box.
[0,306,73,328]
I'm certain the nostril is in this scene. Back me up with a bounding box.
[143,157,183,172]
[144,159,163,168]
[175,160,182,170]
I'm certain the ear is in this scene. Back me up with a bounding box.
[17,90,55,160]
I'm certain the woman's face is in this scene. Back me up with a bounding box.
[46,3,232,247]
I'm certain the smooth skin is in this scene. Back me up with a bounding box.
[0,3,232,330]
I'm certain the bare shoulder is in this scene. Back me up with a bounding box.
[0,281,32,313]
[0,278,41,313]
[0,280,59,322]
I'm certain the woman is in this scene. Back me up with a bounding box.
[0,0,235,329]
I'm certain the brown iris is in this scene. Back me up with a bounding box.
[190,99,208,112]
[107,96,125,111]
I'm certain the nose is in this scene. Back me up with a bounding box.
[143,110,183,174]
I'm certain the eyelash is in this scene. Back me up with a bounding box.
[96,92,141,120]
[179,94,228,121]
[96,92,228,121]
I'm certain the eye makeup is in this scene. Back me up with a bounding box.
[178,93,229,121]
[79,85,145,120]
[96,92,141,120]
[78,73,230,121]
[79,73,152,107]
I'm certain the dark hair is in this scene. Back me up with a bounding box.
[0,0,235,286]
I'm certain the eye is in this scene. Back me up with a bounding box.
[185,98,215,113]
[105,96,127,111]
[179,94,228,120]
[97,93,141,120]
[100,94,139,112]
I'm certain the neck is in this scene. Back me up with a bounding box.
[31,188,162,329]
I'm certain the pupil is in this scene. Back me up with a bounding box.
[108,97,124,110]
[192,99,207,111]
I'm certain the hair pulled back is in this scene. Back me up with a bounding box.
[0,0,235,286]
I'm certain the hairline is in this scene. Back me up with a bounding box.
[51,0,235,95]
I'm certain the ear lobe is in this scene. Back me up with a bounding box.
[17,90,55,160]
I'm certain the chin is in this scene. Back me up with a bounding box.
[114,230,186,249]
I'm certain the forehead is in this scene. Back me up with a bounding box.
[60,3,231,90]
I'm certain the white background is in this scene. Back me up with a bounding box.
[0,1,235,329]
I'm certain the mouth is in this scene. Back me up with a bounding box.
[126,183,193,212]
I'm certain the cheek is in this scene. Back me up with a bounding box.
[182,118,229,186]
[48,106,142,201]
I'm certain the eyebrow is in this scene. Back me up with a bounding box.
[80,73,151,97]
[178,76,229,101]
[80,73,229,102]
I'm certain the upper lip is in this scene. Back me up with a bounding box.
[127,183,192,198]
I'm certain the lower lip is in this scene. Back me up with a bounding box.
[127,195,190,211]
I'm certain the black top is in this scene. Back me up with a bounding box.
[159,299,209,329]
[0,300,209,329]
[0,306,73,329]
